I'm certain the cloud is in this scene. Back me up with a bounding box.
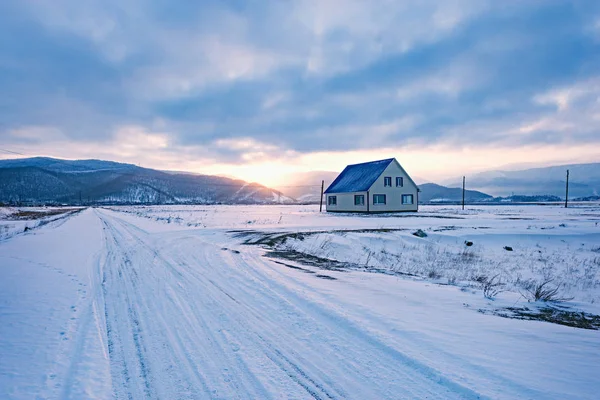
[526,78,600,142]
[1,0,600,185]
[294,0,490,75]
[131,37,293,100]
[534,78,600,111]
[3,125,176,164]
[20,0,139,63]
[9,126,64,142]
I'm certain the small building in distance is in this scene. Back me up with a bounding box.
[324,158,419,213]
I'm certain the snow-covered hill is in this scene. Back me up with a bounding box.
[418,183,492,203]
[0,157,291,205]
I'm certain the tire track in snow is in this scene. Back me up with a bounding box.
[250,249,547,399]
[99,218,146,400]
[95,208,485,399]
[103,213,343,399]
[98,211,346,398]
[97,210,272,399]
[100,214,199,399]
[102,212,274,399]
[186,247,483,400]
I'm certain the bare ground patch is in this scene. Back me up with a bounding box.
[230,228,409,247]
[6,208,81,221]
[478,306,600,330]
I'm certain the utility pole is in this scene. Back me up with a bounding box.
[462,176,465,211]
[565,169,569,208]
[319,180,324,212]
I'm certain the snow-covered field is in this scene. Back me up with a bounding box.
[1,204,599,399]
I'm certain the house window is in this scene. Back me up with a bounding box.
[402,194,414,204]
[354,195,364,205]
[373,194,386,205]
[384,177,392,187]
[396,177,404,187]
[328,196,337,205]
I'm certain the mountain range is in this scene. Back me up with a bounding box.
[445,163,600,198]
[0,157,291,205]
[1,157,598,205]
[417,183,492,203]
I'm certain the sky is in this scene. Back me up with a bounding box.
[1,0,600,186]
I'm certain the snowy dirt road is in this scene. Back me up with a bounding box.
[96,209,479,399]
[2,206,599,399]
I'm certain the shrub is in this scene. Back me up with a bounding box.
[481,274,505,299]
[522,279,573,302]
[428,269,441,279]
[459,248,478,263]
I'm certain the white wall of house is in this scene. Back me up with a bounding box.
[325,191,368,212]
[326,160,418,213]
[367,160,418,212]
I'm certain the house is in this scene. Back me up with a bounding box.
[324,158,419,213]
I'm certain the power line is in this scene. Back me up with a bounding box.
[198,184,323,188]
[0,148,25,155]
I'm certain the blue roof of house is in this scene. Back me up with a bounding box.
[324,158,395,194]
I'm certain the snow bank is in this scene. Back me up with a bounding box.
[0,209,110,399]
